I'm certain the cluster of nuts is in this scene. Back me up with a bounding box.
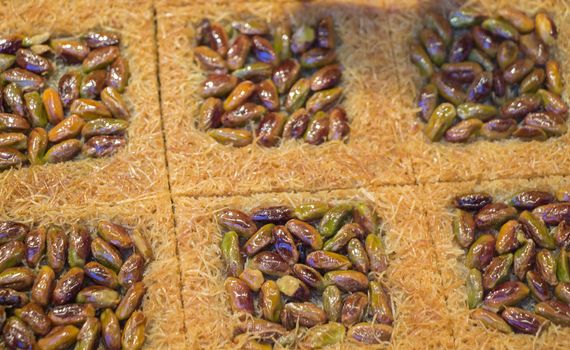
[0,31,130,170]
[411,9,568,143]
[217,202,394,348]
[453,191,570,334]
[0,220,151,349]
[194,16,349,147]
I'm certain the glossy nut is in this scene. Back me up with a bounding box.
[100,87,130,120]
[417,84,438,122]
[457,103,497,121]
[0,240,25,273]
[76,286,121,309]
[256,79,279,111]
[208,128,252,147]
[559,249,570,283]
[52,267,84,305]
[536,249,557,286]
[468,49,494,72]
[555,283,570,304]
[368,280,393,325]
[501,307,549,335]
[328,107,349,141]
[304,111,329,145]
[284,78,311,112]
[319,204,352,238]
[223,81,256,112]
[4,83,26,117]
[207,23,229,57]
[520,210,555,249]
[256,112,286,147]
[233,62,272,81]
[291,24,315,54]
[419,29,445,66]
[2,317,36,349]
[513,191,554,211]
[47,115,85,143]
[243,224,274,257]
[16,302,51,335]
[526,270,552,302]
[224,277,253,315]
[0,113,30,132]
[514,239,535,280]
[259,280,282,323]
[520,68,545,94]
[496,41,518,71]
[1,68,45,92]
[503,59,534,85]
[31,266,55,306]
[66,225,90,269]
[410,42,434,78]
[555,221,570,249]
[100,309,121,350]
[495,220,523,254]
[79,70,106,99]
[82,135,125,158]
[348,322,392,344]
[24,91,47,128]
[513,125,548,141]
[248,251,291,277]
[82,31,120,49]
[234,318,287,341]
[121,311,146,350]
[499,8,535,33]
[272,225,298,264]
[225,34,251,70]
[482,254,513,290]
[70,98,112,120]
[445,119,482,143]
[535,12,557,46]
[454,193,493,211]
[0,288,28,307]
[292,264,324,291]
[238,268,264,292]
[115,282,145,321]
[466,72,493,102]
[323,223,362,252]
[49,303,95,326]
[58,71,81,108]
[448,33,473,63]
[276,275,310,301]
[483,281,529,312]
[198,97,222,130]
[45,226,67,274]
[274,21,292,60]
[303,322,345,348]
[286,219,323,250]
[82,46,119,73]
[322,285,342,322]
[118,253,144,288]
[252,36,278,65]
[232,19,269,36]
[482,118,516,140]
[365,233,388,273]
[533,202,570,225]
[306,251,351,271]
[84,262,119,289]
[272,58,300,94]
[97,221,132,250]
[317,16,335,49]
[194,46,226,72]
[538,88,568,116]
[475,203,517,229]
[465,234,495,270]
[424,103,457,142]
[467,268,483,309]
[311,64,341,92]
[91,238,122,272]
[471,26,498,57]
[470,308,512,333]
[216,209,256,238]
[341,292,368,327]
[482,18,519,41]
[323,270,368,292]
[426,11,452,46]
[520,33,549,65]
[535,300,570,327]
[293,202,329,221]
[545,60,563,95]
[280,302,326,329]
[346,239,369,274]
[50,38,89,63]
[106,56,129,93]
[38,325,80,350]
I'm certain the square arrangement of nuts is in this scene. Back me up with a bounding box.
[411,8,568,143]
[194,16,349,147]
[452,190,570,335]
[0,30,130,171]
[216,202,394,347]
[0,220,152,349]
